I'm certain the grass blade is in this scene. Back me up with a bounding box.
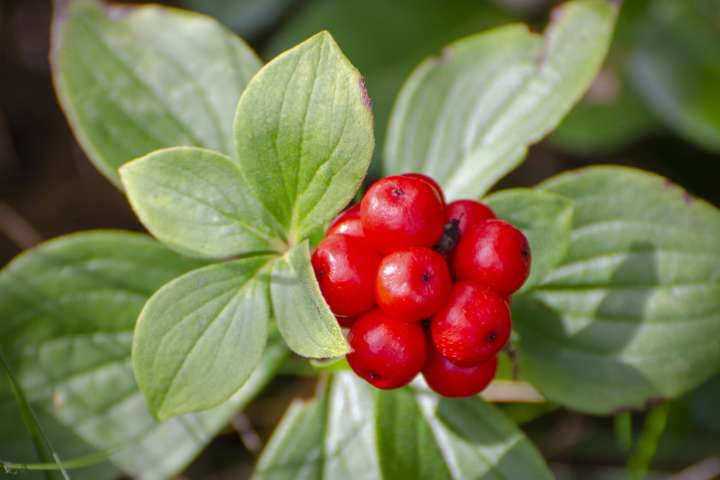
[0,348,70,480]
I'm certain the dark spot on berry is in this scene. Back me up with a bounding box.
[486,331,498,343]
[368,371,380,380]
[521,245,530,259]
[422,271,432,283]
[391,187,404,197]
[316,266,326,278]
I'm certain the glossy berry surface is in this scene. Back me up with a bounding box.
[347,309,427,389]
[327,204,364,238]
[445,200,495,237]
[360,175,445,253]
[431,282,511,367]
[335,315,358,328]
[376,247,451,322]
[423,346,497,397]
[452,219,531,297]
[402,173,445,205]
[311,234,381,317]
[327,216,364,238]
[311,173,529,395]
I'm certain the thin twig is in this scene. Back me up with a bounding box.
[231,413,262,455]
[669,457,720,480]
[0,201,43,249]
[480,380,545,403]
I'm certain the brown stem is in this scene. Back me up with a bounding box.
[432,219,460,257]
[0,201,43,250]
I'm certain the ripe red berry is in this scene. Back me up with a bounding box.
[327,204,364,238]
[336,315,357,328]
[327,216,364,238]
[329,204,360,230]
[423,346,497,397]
[430,282,511,367]
[376,247,451,322]
[347,309,427,389]
[445,200,495,237]
[452,219,531,297]
[361,176,445,253]
[311,234,381,317]
[402,173,445,205]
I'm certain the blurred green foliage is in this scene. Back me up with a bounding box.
[266,0,511,176]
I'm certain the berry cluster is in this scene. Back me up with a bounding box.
[312,174,531,397]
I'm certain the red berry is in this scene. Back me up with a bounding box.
[445,200,495,237]
[452,219,531,296]
[361,176,445,253]
[430,282,511,367]
[347,309,427,389]
[311,234,381,317]
[423,346,497,397]
[329,204,360,230]
[376,247,451,322]
[336,315,357,328]
[327,216,364,238]
[402,173,445,205]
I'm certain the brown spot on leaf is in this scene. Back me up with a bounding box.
[662,179,695,204]
[438,47,452,65]
[358,76,372,110]
[106,4,138,20]
[550,4,566,22]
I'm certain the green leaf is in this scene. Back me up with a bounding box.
[265,0,511,177]
[120,147,284,258]
[628,0,720,152]
[234,31,374,244]
[0,350,69,480]
[133,255,274,420]
[514,166,720,414]
[51,0,261,187]
[384,0,617,199]
[253,395,326,480]
[322,374,379,478]
[484,188,574,292]
[0,231,286,479]
[270,241,349,358]
[375,388,450,480]
[415,391,554,479]
[254,373,553,479]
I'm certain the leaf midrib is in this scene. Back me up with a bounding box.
[154,259,272,413]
